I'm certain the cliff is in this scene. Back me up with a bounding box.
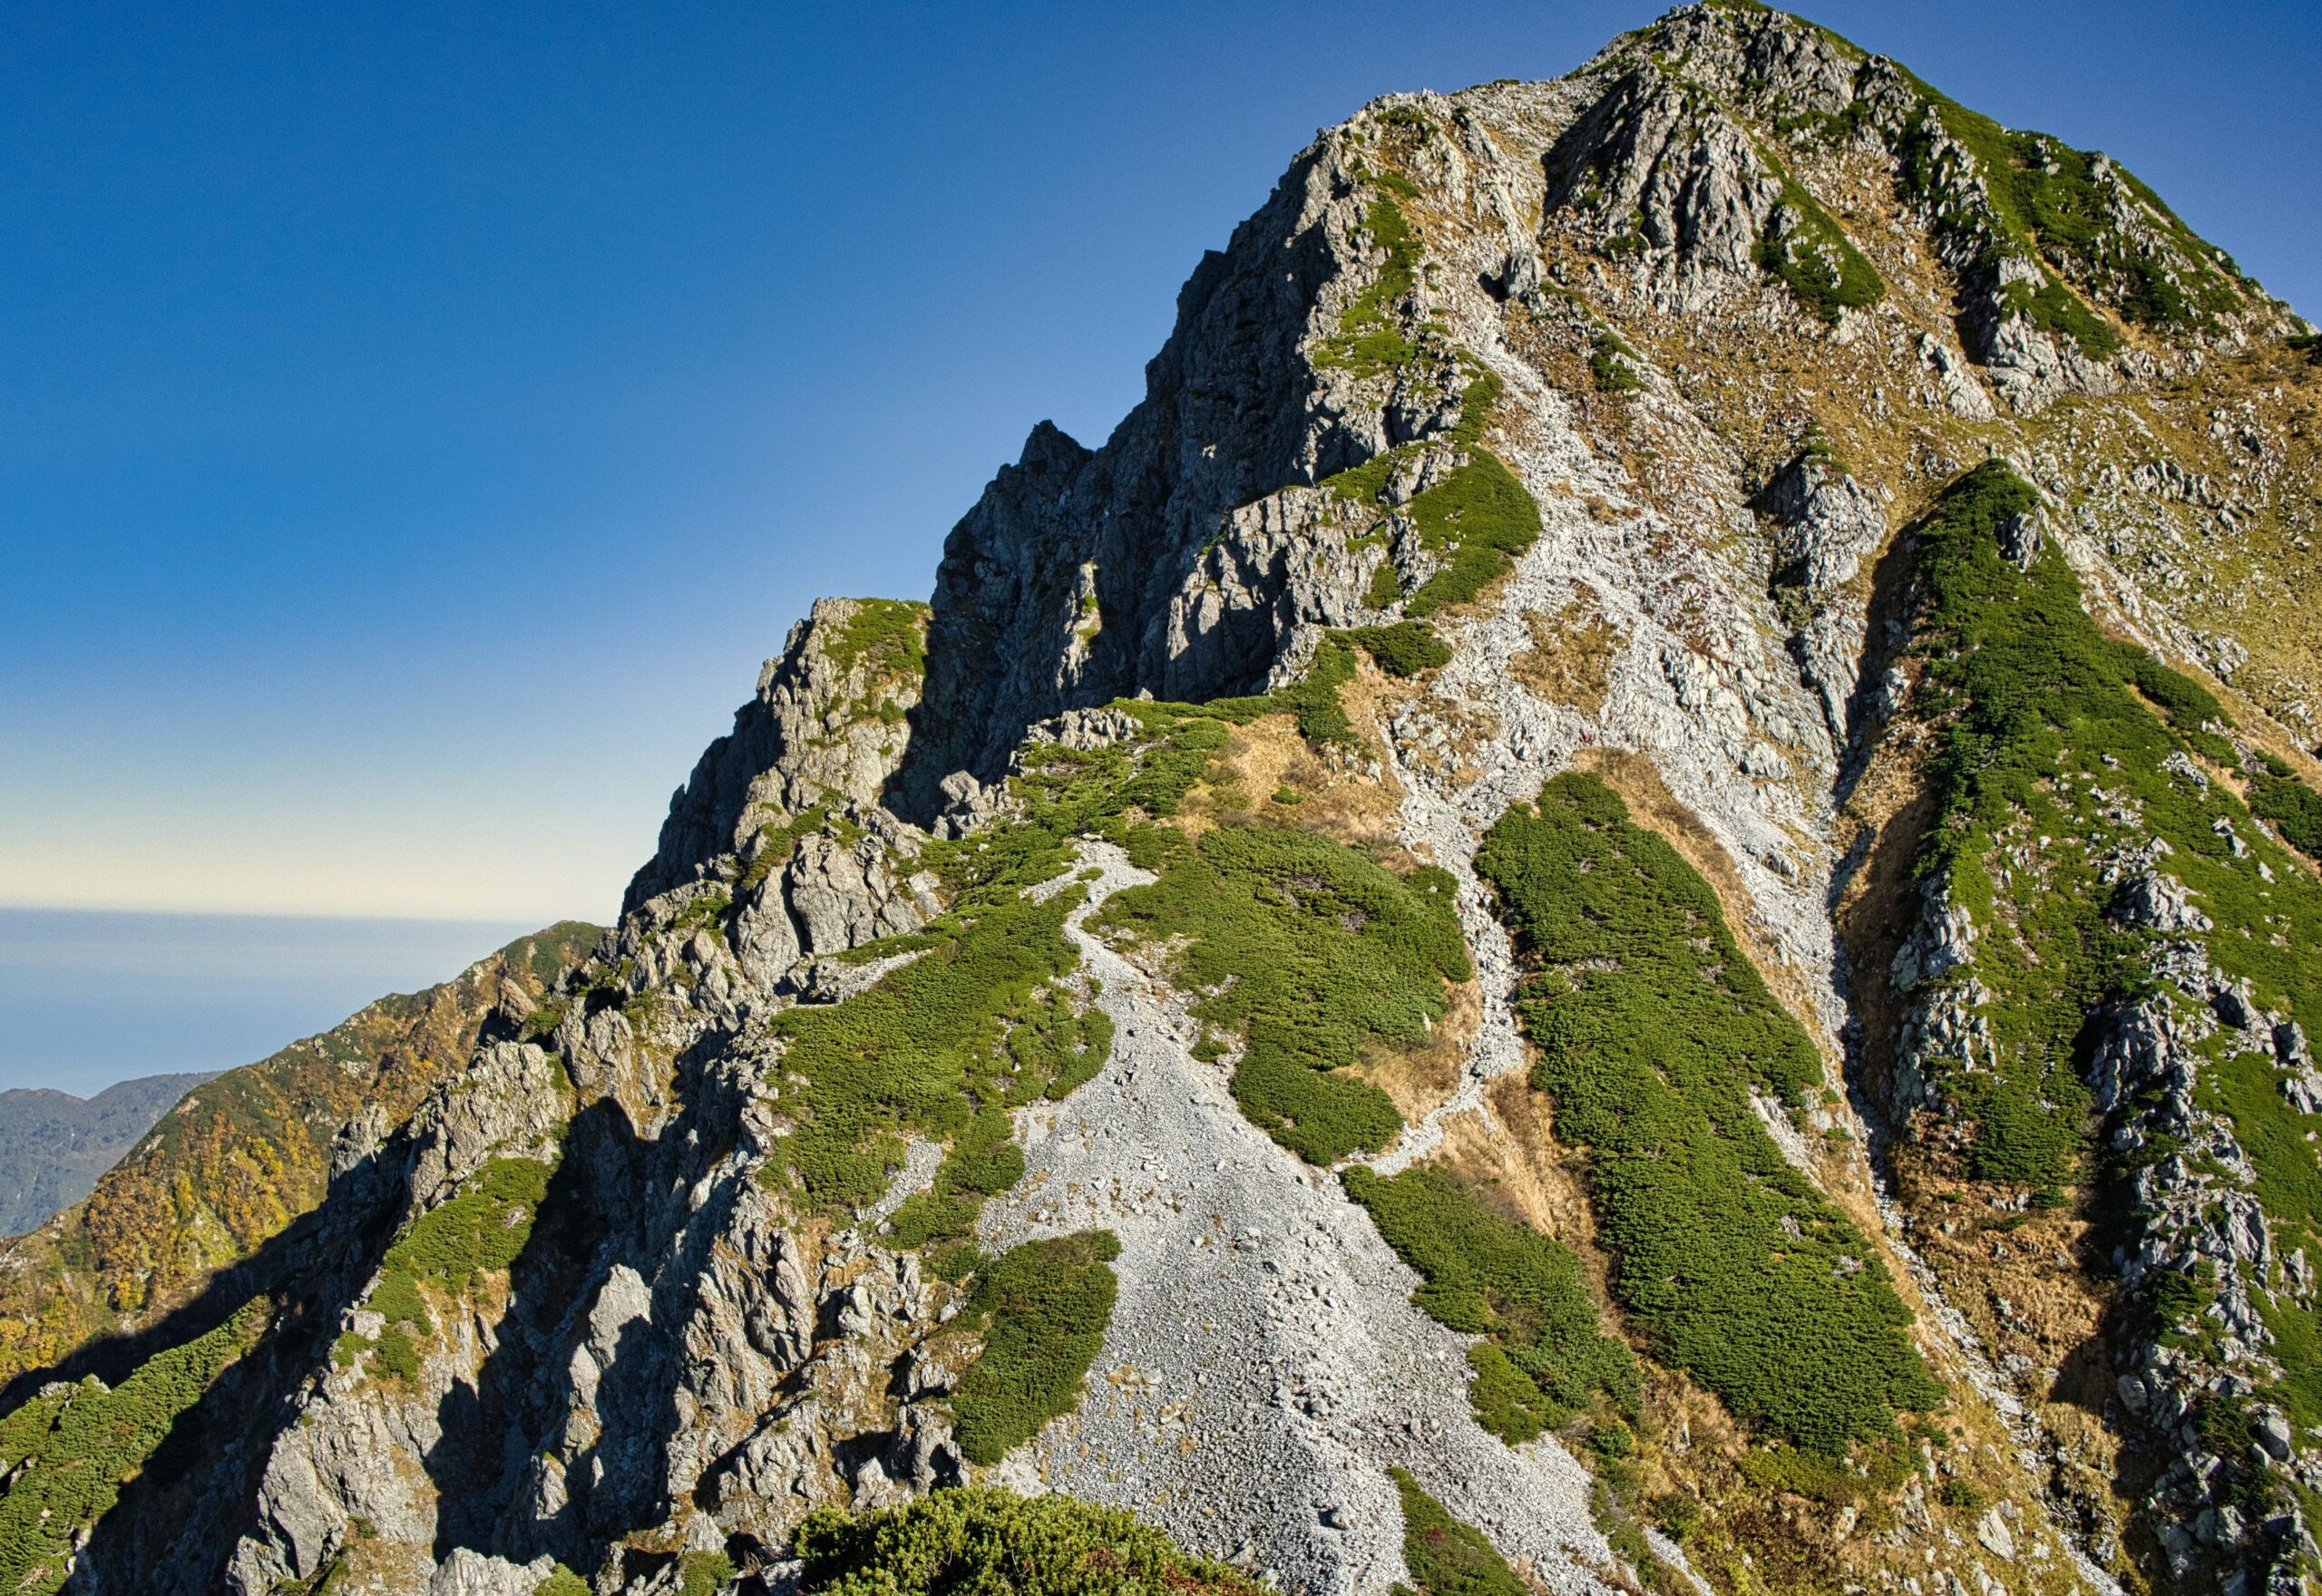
[5,7,2320,1596]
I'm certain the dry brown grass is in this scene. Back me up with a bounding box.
[1441,1076,1598,1251]
[1353,978,1478,1129]
[1184,705,1413,861]
[1510,601,1617,715]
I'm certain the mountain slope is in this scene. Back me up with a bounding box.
[0,922,597,1392]
[0,1074,213,1236]
[5,6,2321,1596]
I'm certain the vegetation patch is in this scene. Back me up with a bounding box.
[1316,195,1423,378]
[794,1484,1257,1596]
[2250,754,2322,861]
[949,1231,1121,1465]
[1343,621,1453,677]
[1901,462,2322,1181]
[1894,74,2240,342]
[1402,453,1544,618]
[1478,773,1940,1452]
[1102,825,1470,1164]
[1390,1467,1529,1596]
[1756,166,1885,324]
[1345,1164,1636,1443]
[824,598,930,683]
[1896,460,2322,1439]
[678,1550,738,1596]
[0,1300,263,1596]
[1275,639,1361,746]
[1322,370,1536,621]
[384,1155,553,1292]
[756,892,1102,1215]
[1589,330,1644,393]
[333,1155,552,1379]
[741,804,835,891]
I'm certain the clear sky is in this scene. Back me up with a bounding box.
[5,0,2317,928]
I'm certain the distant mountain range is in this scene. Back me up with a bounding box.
[0,1075,215,1235]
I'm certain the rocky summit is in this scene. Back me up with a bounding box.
[6,5,2322,1595]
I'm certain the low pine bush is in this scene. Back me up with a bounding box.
[1390,1468,1529,1596]
[1344,1164,1635,1442]
[383,1155,553,1292]
[1478,773,1940,1452]
[1403,453,1542,618]
[0,1301,263,1596]
[1101,824,1470,1164]
[949,1231,1121,1465]
[1342,621,1452,677]
[794,1484,1257,1596]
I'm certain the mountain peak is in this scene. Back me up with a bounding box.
[6,10,2321,1596]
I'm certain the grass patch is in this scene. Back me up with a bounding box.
[1757,165,1884,324]
[1900,462,2322,1182]
[749,708,1271,1223]
[1326,371,1532,618]
[1346,1164,1636,1442]
[1316,196,1423,378]
[0,1300,263,1596]
[337,1155,551,1380]
[741,804,834,891]
[824,598,930,682]
[1344,621,1453,677]
[1478,773,1940,1452]
[1102,825,1470,1164]
[950,1231,1120,1465]
[1390,1467,1529,1596]
[794,1484,1257,1596]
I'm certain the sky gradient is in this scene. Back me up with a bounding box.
[0,909,535,1095]
[5,0,2318,929]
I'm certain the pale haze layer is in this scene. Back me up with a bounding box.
[4,0,2317,929]
[0,910,534,1095]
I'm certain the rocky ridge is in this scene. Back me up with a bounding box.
[5,7,2322,1596]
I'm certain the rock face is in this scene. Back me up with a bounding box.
[896,145,1482,813]
[8,7,2322,1596]
[1540,63,1785,315]
[629,597,930,910]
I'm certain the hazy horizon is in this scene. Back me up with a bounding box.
[0,907,546,1095]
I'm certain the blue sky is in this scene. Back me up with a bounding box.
[4,0,2317,929]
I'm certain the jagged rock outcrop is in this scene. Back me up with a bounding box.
[629,597,930,910]
[1540,63,1784,315]
[9,8,2322,1596]
[898,136,1474,813]
[1759,450,1890,744]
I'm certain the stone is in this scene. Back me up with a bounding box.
[2112,871,2213,934]
[431,1550,559,1596]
